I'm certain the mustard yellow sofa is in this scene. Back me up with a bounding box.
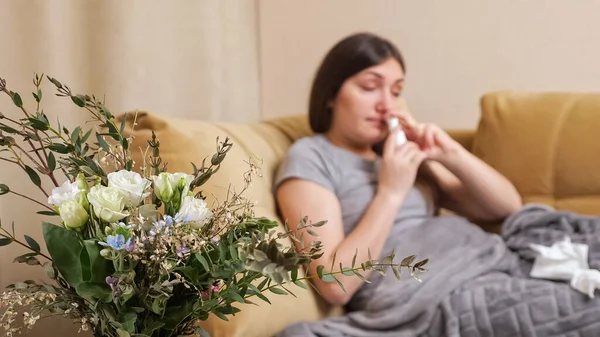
[120,91,600,337]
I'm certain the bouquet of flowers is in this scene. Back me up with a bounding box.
[0,74,429,337]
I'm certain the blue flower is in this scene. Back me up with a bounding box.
[99,234,135,252]
[176,243,190,258]
[147,214,185,239]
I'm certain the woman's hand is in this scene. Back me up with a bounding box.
[394,113,462,162]
[391,109,522,221]
[378,128,427,205]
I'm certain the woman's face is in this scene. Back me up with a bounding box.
[329,57,405,146]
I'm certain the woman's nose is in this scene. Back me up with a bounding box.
[376,93,395,113]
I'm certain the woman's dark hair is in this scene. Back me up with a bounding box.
[308,32,406,133]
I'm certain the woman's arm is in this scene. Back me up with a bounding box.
[277,178,402,306]
[421,148,522,221]
[276,136,426,306]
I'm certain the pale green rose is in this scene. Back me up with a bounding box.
[152,172,194,205]
[108,169,151,206]
[76,173,90,210]
[179,196,213,229]
[87,185,129,223]
[59,200,89,231]
[152,173,174,203]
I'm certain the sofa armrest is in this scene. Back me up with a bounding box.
[446,129,475,152]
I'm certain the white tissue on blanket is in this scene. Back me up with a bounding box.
[529,236,600,298]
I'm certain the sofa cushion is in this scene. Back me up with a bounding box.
[472,91,600,215]
[117,111,338,337]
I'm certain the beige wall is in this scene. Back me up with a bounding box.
[258,0,600,129]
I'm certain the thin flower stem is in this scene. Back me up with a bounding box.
[12,144,43,171]
[1,115,22,125]
[0,229,52,261]
[7,146,49,198]
[0,156,19,165]
[8,190,54,212]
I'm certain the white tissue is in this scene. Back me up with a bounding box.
[529,236,600,298]
[387,117,407,146]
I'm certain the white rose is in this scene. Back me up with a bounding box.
[87,185,129,223]
[108,170,151,206]
[152,172,194,204]
[48,180,82,207]
[59,200,89,231]
[179,196,213,229]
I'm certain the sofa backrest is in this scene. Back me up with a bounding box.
[472,91,600,216]
[119,112,312,221]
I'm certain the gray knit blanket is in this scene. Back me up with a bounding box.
[276,204,600,337]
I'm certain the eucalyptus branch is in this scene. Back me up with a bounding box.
[0,77,56,187]
[0,156,19,165]
[12,144,43,171]
[253,258,428,298]
[7,190,54,212]
[0,229,52,261]
[8,145,49,198]
[0,115,22,125]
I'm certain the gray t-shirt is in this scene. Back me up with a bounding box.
[274,133,437,238]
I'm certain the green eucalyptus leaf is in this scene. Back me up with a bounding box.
[293,280,308,289]
[0,238,13,246]
[228,291,245,303]
[96,134,110,152]
[269,287,287,295]
[414,258,429,269]
[24,235,41,252]
[400,254,417,267]
[0,184,9,195]
[37,210,58,216]
[119,113,127,134]
[212,310,229,321]
[24,166,41,186]
[47,143,70,154]
[71,95,86,107]
[392,266,401,281]
[13,252,38,263]
[12,92,23,108]
[47,152,56,171]
[316,265,324,279]
[0,125,19,134]
[320,272,335,283]
[247,283,270,304]
[81,129,93,143]
[28,117,49,131]
[70,126,81,144]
